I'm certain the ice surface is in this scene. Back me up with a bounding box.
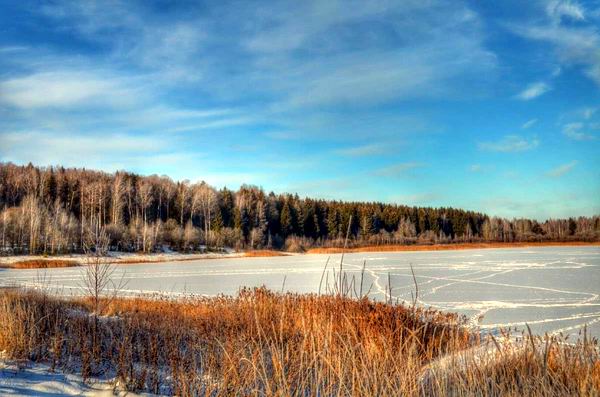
[1,246,598,338]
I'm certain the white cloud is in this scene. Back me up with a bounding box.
[234,1,498,109]
[280,39,496,108]
[521,118,538,129]
[562,122,596,140]
[0,61,254,135]
[3,0,500,144]
[546,0,585,22]
[38,2,208,83]
[372,162,426,177]
[581,107,597,119]
[0,71,141,109]
[15,0,499,112]
[390,192,441,206]
[244,2,424,54]
[468,164,495,173]
[336,143,387,157]
[551,66,562,77]
[140,106,234,121]
[0,130,166,169]
[0,46,29,53]
[128,24,207,82]
[510,2,600,87]
[519,25,600,79]
[478,135,540,152]
[516,82,551,100]
[546,160,578,177]
[164,117,255,133]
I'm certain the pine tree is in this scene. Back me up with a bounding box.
[327,207,340,238]
[360,213,373,240]
[239,206,250,241]
[293,200,304,236]
[42,168,58,205]
[280,201,292,237]
[312,212,320,238]
[220,188,235,228]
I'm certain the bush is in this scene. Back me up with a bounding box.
[284,235,314,252]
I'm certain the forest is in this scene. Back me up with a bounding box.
[1,162,598,255]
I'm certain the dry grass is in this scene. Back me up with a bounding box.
[102,253,236,265]
[106,249,287,263]
[0,259,80,269]
[115,257,197,264]
[0,287,598,396]
[422,331,600,396]
[307,241,600,254]
[244,250,289,257]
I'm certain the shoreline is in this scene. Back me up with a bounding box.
[0,242,597,268]
[305,241,600,254]
[0,249,291,268]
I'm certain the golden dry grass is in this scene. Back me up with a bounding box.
[0,288,598,396]
[103,252,235,265]
[0,259,80,269]
[244,250,289,257]
[307,241,600,254]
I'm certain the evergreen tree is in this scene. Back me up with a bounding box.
[327,207,340,238]
[280,200,292,237]
[360,213,373,240]
[42,168,58,205]
[220,188,235,228]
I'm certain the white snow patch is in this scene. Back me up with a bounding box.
[0,361,160,396]
[0,249,240,266]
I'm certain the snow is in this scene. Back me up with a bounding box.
[0,361,159,396]
[0,247,598,395]
[0,250,240,265]
[1,246,599,337]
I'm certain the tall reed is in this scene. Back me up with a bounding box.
[1,286,598,396]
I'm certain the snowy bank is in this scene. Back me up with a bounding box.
[0,360,160,396]
[0,249,240,267]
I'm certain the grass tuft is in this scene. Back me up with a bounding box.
[0,259,80,269]
[244,250,289,257]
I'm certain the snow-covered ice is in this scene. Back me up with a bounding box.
[1,246,598,338]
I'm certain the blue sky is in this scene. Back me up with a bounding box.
[0,0,599,220]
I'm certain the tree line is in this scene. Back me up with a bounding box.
[0,162,598,255]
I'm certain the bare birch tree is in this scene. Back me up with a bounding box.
[111,172,126,226]
[138,179,154,252]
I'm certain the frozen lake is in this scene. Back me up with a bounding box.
[1,246,599,338]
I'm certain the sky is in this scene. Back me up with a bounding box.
[0,0,599,220]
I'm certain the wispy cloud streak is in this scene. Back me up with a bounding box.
[546,160,577,177]
[478,135,540,152]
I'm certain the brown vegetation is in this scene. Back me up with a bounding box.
[114,254,232,264]
[244,249,289,257]
[0,258,80,269]
[0,287,598,396]
[307,241,600,254]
